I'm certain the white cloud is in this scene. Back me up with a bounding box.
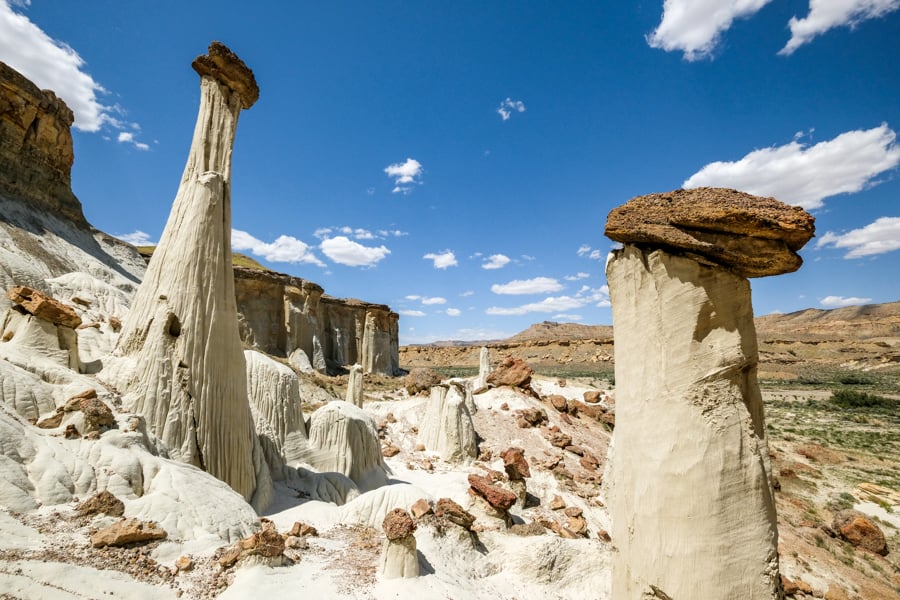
[577,245,606,260]
[384,158,423,194]
[232,229,325,266]
[564,272,590,281]
[460,290,475,297]
[497,98,526,121]
[405,295,446,305]
[552,314,583,321]
[117,230,154,245]
[423,250,458,269]
[817,216,900,258]
[446,308,461,317]
[398,310,426,317]
[577,244,592,256]
[781,0,900,55]
[684,124,900,209]
[646,0,773,61]
[820,295,873,308]
[319,235,390,267]
[486,284,610,316]
[0,2,140,135]
[117,131,149,151]
[486,295,585,316]
[491,277,564,295]
[482,254,511,270]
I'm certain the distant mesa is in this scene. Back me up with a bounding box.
[605,187,815,278]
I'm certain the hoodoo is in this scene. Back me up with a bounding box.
[111,42,270,507]
[604,187,814,599]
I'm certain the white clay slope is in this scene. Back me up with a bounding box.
[245,349,308,474]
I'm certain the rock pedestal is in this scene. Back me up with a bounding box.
[473,346,491,390]
[380,508,418,579]
[346,363,364,407]
[419,382,477,463]
[112,42,269,508]
[605,188,814,600]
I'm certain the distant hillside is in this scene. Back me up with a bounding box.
[507,321,614,342]
[755,301,900,341]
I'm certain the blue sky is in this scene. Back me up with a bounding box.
[2,1,898,344]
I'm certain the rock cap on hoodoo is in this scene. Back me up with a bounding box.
[192,41,259,109]
[604,187,815,277]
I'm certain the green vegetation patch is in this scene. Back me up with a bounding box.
[135,245,269,271]
[830,389,897,410]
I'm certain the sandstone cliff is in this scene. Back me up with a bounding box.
[233,265,399,376]
[0,61,87,228]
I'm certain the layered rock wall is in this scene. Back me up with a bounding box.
[233,267,399,375]
[0,61,87,227]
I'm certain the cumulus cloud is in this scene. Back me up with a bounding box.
[564,272,590,281]
[0,2,142,136]
[446,308,461,317]
[482,254,511,270]
[684,124,900,209]
[423,250,458,269]
[486,285,610,315]
[553,314,583,321]
[820,295,873,308]
[646,0,773,61]
[491,277,564,295]
[117,131,149,151]
[817,216,900,258]
[577,244,606,261]
[232,229,325,266]
[406,295,447,305]
[782,0,900,55]
[319,235,390,267]
[384,158,423,194]
[398,310,426,317]
[117,230,154,245]
[497,98,526,121]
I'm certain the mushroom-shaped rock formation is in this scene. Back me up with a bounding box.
[380,508,419,579]
[604,187,815,278]
[245,350,308,474]
[304,401,391,492]
[419,382,477,463]
[110,42,270,508]
[346,363,364,407]
[605,189,813,599]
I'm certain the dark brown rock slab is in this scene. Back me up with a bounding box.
[604,187,815,278]
[487,356,533,388]
[434,498,475,530]
[77,490,124,517]
[383,508,417,541]
[501,447,531,480]
[832,509,888,555]
[192,41,259,109]
[6,286,81,328]
[468,474,517,511]
[91,518,166,547]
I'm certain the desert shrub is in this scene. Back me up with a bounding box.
[838,373,872,385]
[830,389,895,409]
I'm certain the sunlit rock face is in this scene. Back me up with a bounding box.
[605,189,814,599]
[0,61,86,228]
[233,267,399,376]
[111,42,270,508]
[605,187,815,278]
